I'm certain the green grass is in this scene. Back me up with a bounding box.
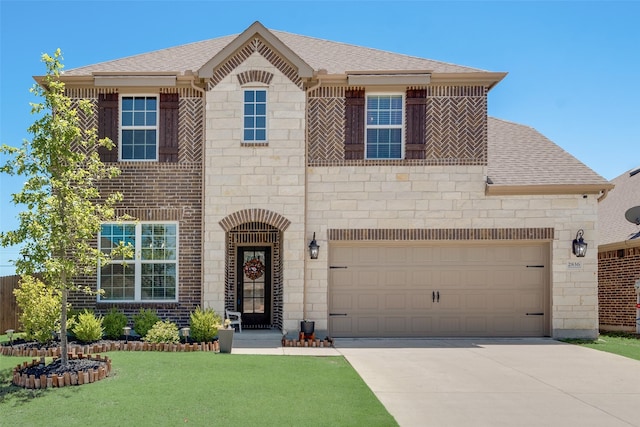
[564,332,640,361]
[0,350,397,427]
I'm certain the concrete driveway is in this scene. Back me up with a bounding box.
[334,338,640,427]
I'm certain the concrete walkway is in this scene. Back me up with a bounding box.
[230,333,640,426]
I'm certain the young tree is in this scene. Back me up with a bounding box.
[0,49,130,365]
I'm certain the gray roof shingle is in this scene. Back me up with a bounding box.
[487,117,609,187]
[63,29,485,77]
[598,168,640,245]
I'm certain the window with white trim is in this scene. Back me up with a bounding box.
[366,94,404,159]
[243,89,267,142]
[120,96,158,160]
[98,223,178,302]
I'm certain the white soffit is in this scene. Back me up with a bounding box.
[94,76,177,87]
[347,73,431,86]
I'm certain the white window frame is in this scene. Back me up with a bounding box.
[119,94,159,161]
[242,87,268,143]
[364,92,405,160]
[98,221,179,302]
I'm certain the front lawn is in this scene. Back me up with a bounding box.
[0,351,397,426]
[564,332,640,361]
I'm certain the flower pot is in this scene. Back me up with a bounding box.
[218,329,234,354]
[300,321,315,335]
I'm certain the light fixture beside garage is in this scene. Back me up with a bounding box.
[308,232,320,259]
[572,229,588,257]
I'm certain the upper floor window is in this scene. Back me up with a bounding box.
[243,89,267,142]
[366,94,403,159]
[98,222,178,302]
[121,96,158,161]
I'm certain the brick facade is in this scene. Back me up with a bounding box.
[598,247,640,331]
[69,89,204,328]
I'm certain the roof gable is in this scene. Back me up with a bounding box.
[197,21,313,80]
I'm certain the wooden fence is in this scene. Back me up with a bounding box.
[0,275,20,332]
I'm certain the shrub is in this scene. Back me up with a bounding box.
[103,308,128,339]
[72,310,104,343]
[189,306,222,342]
[13,275,62,344]
[143,320,180,344]
[133,308,160,338]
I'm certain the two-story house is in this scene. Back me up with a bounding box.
[52,22,611,339]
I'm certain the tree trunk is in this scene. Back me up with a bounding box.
[60,276,68,366]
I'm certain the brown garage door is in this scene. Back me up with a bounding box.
[329,242,549,337]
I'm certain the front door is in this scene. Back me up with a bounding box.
[237,247,271,327]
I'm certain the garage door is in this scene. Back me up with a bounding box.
[329,242,549,337]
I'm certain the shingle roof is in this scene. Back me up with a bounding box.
[598,168,640,245]
[63,29,485,77]
[487,117,609,187]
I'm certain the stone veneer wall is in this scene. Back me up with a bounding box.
[202,51,306,332]
[598,247,640,331]
[305,165,600,338]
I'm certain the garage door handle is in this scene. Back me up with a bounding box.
[526,312,544,316]
[432,291,440,303]
[329,313,348,316]
[437,291,440,302]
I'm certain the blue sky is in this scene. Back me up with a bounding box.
[1,0,639,274]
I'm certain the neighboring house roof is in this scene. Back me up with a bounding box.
[62,22,491,78]
[598,167,640,247]
[486,117,612,195]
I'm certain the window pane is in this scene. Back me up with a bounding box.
[255,90,266,102]
[255,117,266,128]
[244,117,254,128]
[121,96,158,160]
[255,130,266,141]
[244,91,254,102]
[256,104,266,115]
[244,130,254,141]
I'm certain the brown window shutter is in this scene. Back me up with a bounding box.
[344,89,365,160]
[405,89,427,160]
[97,93,119,162]
[159,93,179,163]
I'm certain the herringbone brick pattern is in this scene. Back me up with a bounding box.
[308,92,345,162]
[307,85,487,166]
[426,86,487,164]
[208,37,302,90]
[178,97,204,164]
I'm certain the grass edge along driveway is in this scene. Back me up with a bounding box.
[0,352,398,427]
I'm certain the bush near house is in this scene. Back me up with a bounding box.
[103,307,128,339]
[71,310,104,343]
[189,306,222,342]
[143,320,180,344]
[133,308,160,337]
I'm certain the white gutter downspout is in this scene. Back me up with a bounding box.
[189,74,207,307]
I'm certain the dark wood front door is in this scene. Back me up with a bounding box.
[237,247,271,327]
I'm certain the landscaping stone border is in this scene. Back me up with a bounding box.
[12,354,111,389]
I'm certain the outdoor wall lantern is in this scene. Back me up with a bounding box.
[123,326,131,343]
[572,229,588,257]
[308,232,320,260]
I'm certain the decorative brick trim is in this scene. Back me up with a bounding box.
[237,70,274,85]
[208,37,302,90]
[219,209,291,232]
[328,228,554,241]
[225,222,284,330]
[240,142,269,147]
[307,85,488,167]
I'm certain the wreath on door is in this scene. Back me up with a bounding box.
[243,258,265,280]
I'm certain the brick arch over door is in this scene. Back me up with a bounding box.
[220,209,289,330]
[219,208,291,232]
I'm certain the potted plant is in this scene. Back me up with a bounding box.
[217,318,234,353]
[300,319,315,335]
